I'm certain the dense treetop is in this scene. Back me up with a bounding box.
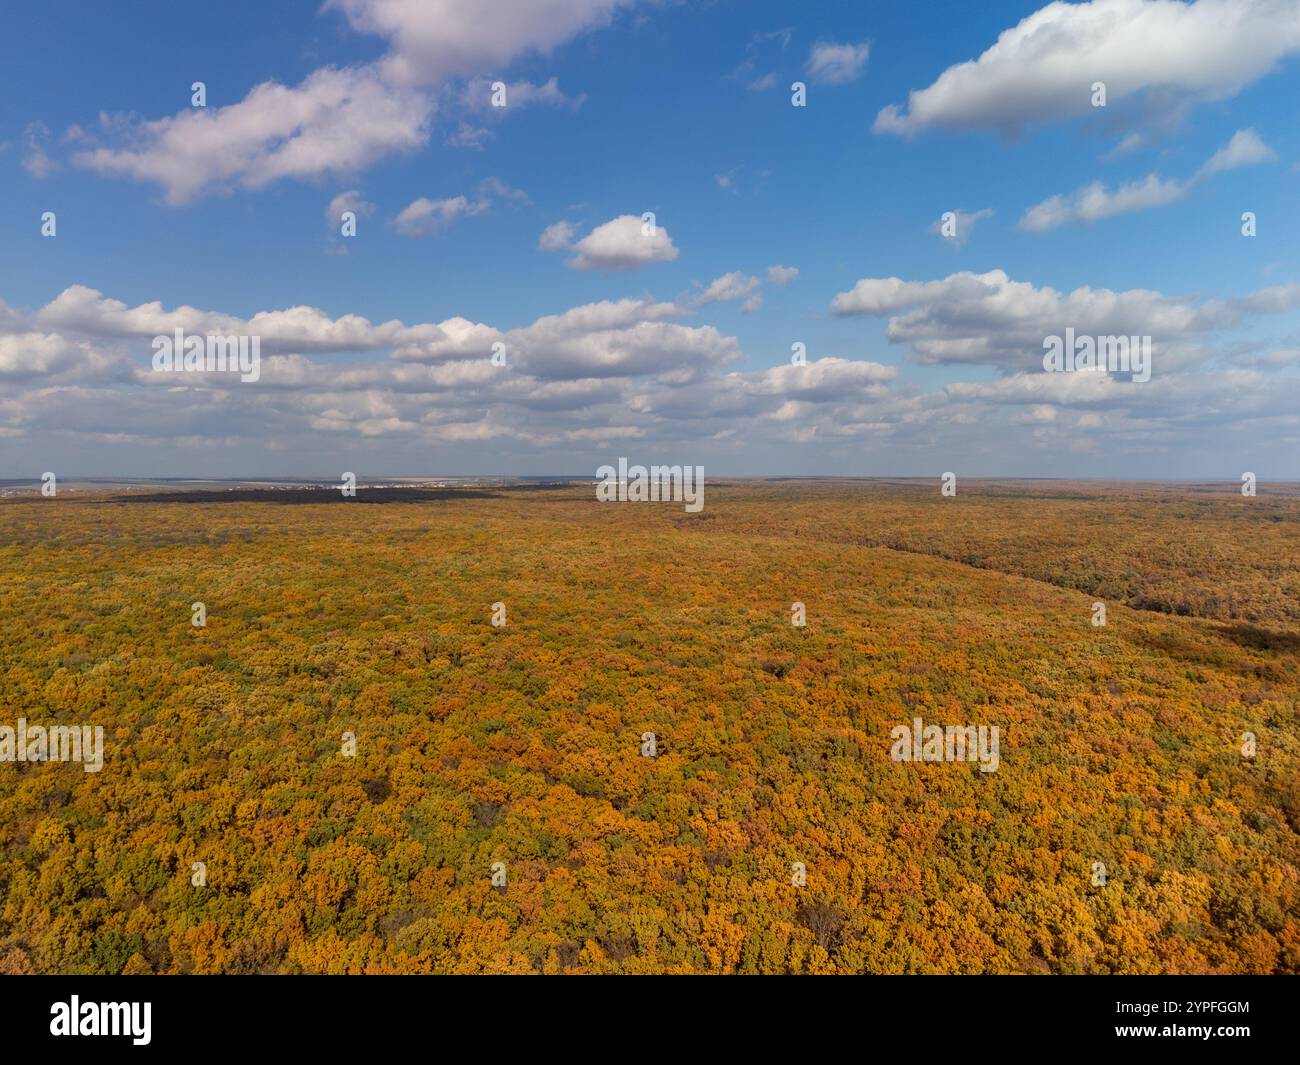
[1,482,1295,973]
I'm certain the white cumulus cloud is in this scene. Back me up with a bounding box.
[550,215,680,271]
[874,0,1300,136]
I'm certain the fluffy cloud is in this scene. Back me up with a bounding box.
[389,318,505,362]
[34,285,497,357]
[805,40,870,85]
[446,121,494,150]
[22,286,737,385]
[514,320,737,378]
[326,190,376,232]
[544,214,680,271]
[512,297,679,341]
[0,331,124,382]
[73,1,635,202]
[1019,128,1276,230]
[693,272,761,306]
[22,121,58,179]
[1020,175,1186,231]
[75,67,434,205]
[767,265,799,286]
[1195,127,1277,177]
[36,285,244,340]
[505,298,734,377]
[0,282,920,461]
[932,207,994,246]
[325,0,633,85]
[623,357,897,429]
[739,357,896,399]
[538,220,577,250]
[392,177,526,237]
[9,272,1300,472]
[393,195,488,237]
[874,0,1300,136]
[476,176,530,205]
[461,76,586,112]
[830,268,1300,372]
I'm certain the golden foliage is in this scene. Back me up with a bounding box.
[0,482,1296,973]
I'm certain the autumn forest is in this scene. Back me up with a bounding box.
[0,480,1296,974]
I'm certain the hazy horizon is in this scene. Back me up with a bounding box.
[7,473,1300,487]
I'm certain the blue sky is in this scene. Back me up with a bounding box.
[2,0,1299,478]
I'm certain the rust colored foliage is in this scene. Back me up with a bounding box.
[0,481,1296,974]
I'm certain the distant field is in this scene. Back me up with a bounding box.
[0,482,1296,973]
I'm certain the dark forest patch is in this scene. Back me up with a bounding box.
[109,487,502,504]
